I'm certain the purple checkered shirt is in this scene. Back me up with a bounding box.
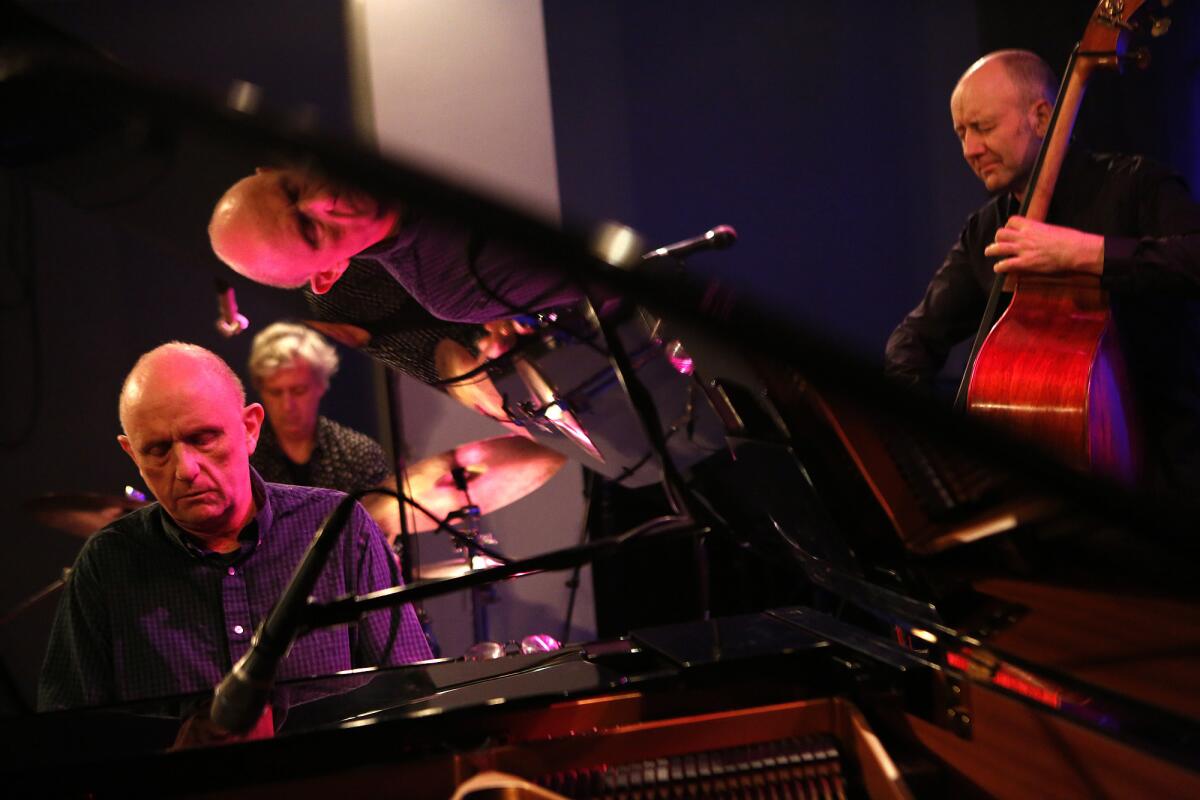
[38,470,431,711]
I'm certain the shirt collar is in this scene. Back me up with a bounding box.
[355,220,420,262]
[158,468,270,562]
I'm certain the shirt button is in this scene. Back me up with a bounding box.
[233,625,245,635]
[227,567,236,576]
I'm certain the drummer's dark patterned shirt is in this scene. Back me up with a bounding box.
[37,470,431,711]
[252,416,391,494]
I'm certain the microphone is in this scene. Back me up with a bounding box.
[214,278,249,337]
[210,493,359,733]
[643,224,737,263]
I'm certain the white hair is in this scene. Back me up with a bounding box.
[247,322,340,389]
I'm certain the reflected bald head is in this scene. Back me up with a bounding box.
[208,167,401,295]
[209,174,309,289]
[119,342,246,434]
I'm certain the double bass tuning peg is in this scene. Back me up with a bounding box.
[1150,16,1171,37]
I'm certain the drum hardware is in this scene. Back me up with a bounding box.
[414,507,507,649]
[448,468,497,645]
[463,633,564,662]
[24,489,148,538]
[645,316,695,376]
[510,358,602,460]
[0,567,71,627]
[491,302,728,488]
[418,551,507,582]
[381,435,563,652]
[401,435,566,533]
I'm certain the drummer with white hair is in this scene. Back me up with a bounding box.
[248,322,401,536]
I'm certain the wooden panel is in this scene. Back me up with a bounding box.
[906,680,1200,799]
[976,578,1200,719]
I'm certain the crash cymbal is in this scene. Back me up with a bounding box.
[403,435,566,532]
[24,492,147,538]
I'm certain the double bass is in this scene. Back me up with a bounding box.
[955,0,1174,483]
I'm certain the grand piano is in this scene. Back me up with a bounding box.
[1,5,1198,798]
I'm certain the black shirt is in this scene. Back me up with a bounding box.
[38,471,430,710]
[885,150,1200,493]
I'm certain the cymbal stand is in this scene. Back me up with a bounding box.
[0,567,70,627]
[0,566,71,713]
[449,466,497,644]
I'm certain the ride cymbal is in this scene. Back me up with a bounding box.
[402,435,566,532]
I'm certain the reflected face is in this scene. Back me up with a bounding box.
[951,63,1047,196]
[209,167,401,292]
[258,360,326,442]
[119,354,262,543]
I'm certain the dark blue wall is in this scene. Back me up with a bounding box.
[545,2,984,357]
[545,1,1200,364]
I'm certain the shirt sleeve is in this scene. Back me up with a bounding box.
[37,541,116,710]
[348,503,432,666]
[1102,167,1200,295]
[884,226,990,386]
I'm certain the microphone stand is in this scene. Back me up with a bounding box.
[207,481,525,734]
[210,492,361,733]
[449,466,494,644]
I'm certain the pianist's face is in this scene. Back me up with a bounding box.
[118,347,264,547]
[209,167,400,294]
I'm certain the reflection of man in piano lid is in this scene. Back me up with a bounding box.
[209,166,402,295]
[38,342,431,712]
[208,166,581,325]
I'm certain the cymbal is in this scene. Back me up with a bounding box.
[24,492,147,538]
[403,435,566,532]
[415,554,505,581]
